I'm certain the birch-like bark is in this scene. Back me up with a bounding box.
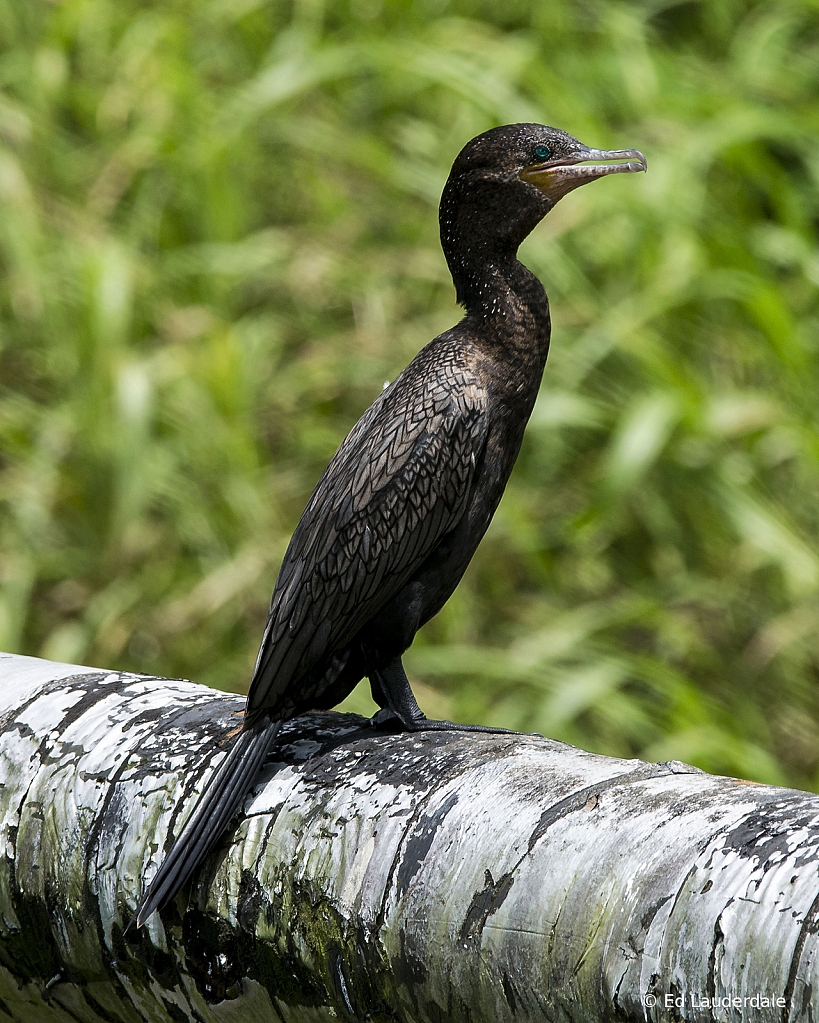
[0,650,818,1023]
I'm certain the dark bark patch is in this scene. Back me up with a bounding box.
[53,675,130,732]
[459,868,514,943]
[236,868,267,933]
[0,891,60,983]
[183,909,244,1003]
[123,923,184,994]
[501,970,518,1012]
[395,928,428,988]
[706,907,728,1005]
[161,997,191,1022]
[639,893,672,932]
[720,802,819,873]
[396,791,459,893]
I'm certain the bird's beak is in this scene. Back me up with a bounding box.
[520,146,647,202]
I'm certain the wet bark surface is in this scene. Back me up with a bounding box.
[1,651,818,1022]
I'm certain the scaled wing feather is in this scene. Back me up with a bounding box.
[248,353,488,715]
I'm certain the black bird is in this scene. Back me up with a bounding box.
[133,123,645,926]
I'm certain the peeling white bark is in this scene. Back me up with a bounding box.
[1,651,818,1022]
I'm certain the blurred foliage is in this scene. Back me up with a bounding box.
[2,0,819,788]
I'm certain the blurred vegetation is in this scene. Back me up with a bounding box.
[2,0,819,788]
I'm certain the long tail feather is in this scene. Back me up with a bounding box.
[131,716,283,928]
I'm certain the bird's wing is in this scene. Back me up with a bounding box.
[247,358,488,717]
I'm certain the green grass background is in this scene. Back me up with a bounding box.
[2,0,819,788]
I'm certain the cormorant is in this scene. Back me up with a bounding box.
[133,123,645,926]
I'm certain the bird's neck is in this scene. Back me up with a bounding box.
[455,252,551,361]
[439,175,551,328]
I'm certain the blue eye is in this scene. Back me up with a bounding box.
[533,145,551,161]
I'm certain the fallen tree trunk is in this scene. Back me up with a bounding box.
[0,652,818,1022]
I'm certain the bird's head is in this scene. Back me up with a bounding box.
[439,123,646,285]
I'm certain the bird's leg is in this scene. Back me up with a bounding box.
[368,657,426,730]
[368,656,516,735]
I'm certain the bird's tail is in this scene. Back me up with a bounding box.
[131,716,283,928]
